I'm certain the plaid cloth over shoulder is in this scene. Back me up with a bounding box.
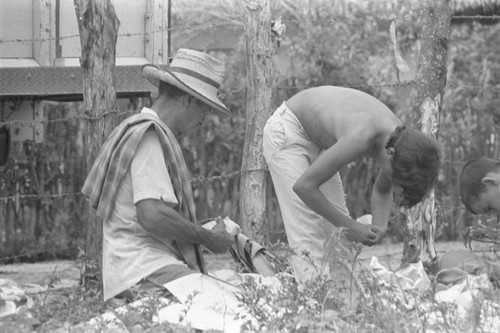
[81,112,206,273]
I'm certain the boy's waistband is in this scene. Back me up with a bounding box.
[276,102,299,121]
[274,102,312,142]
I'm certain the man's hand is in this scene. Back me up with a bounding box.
[344,221,378,246]
[205,219,235,254]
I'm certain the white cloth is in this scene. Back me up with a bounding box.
[0,279,33,318]
[102,108,189,300]
[80,270,287,333]
[161,273,246,332]
[368,255,500,333]
[263,102,351,282]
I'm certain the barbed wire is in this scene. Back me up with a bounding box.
[0,168,269,202]
[0,192,480,215]
[0,110,135,126]
[0,195,494,263]
[0,14,497,45]
[0,15,244,45]
[286,15,500,26]
[190,167,267,184]
[277,82,499,92]
[447,82,500,92]
[0,194,470,213]
[0,246,79,263]
[274,81,415,91]
[1,81,498,126]
[0,159,489,202]
[0,192,83,202]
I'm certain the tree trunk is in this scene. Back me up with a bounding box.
[240,0,273,244]
[401,0,452,271]
[74,0,120,292]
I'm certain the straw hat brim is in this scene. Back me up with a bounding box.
[142,64,231,118]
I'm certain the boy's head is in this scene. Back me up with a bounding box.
[459,158,500,214]
[386,126,441,208]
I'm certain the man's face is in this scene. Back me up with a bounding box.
[184,97,210,132]
[470,173,500,215]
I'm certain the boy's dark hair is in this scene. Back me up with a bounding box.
[387,126,441,208]
[459,158,500,213]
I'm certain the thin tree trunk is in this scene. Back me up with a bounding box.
[74,0,120,293]
[401,0,452,271]
[240,0,273,244]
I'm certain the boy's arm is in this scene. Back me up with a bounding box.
[293,136,377,244]
[370,170,393,241]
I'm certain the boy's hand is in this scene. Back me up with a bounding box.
[344,222,377,246]
[370,226,386,244]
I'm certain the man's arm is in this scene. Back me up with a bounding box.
[136,199,234,254]
[370,170,393,242]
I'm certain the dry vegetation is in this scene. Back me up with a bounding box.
[2,241,500,332]
[1,0,500,331]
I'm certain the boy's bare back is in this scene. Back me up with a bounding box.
[286,86,402,153]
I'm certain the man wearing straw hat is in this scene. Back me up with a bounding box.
[82,49,235,302]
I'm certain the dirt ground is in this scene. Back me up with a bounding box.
[1,240,494,292]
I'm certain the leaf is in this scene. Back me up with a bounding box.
[271,16,286,47]
[390,20,410,74]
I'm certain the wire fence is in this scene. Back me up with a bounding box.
[0,246,81,263]
[0,15,244,45]
[0,14,498,45]
[0,166,482,210]
[1,82,499,127]
[1,11,499,262]
[0,12,496,170]
[0,12,498,123]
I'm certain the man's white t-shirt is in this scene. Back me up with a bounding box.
[102,108,191,300]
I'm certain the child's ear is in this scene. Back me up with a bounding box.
[481,176,499,186]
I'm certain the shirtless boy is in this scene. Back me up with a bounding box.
[263,86,441,282]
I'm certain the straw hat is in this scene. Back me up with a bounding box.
[142,48,231,117]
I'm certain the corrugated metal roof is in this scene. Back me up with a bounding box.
[0,66,158,101]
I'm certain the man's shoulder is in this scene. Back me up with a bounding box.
[119,112,167,134]
[139,107,159,118]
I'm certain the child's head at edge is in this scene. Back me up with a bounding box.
[459,157,500,214]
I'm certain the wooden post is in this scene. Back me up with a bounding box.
[401,0,452,270]
[33,0,55,66]
[74,0,120,292]
[240,0,273,244]
[145,0,169,64]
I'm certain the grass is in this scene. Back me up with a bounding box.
[2,239,500,332]
[234,235,500,333]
